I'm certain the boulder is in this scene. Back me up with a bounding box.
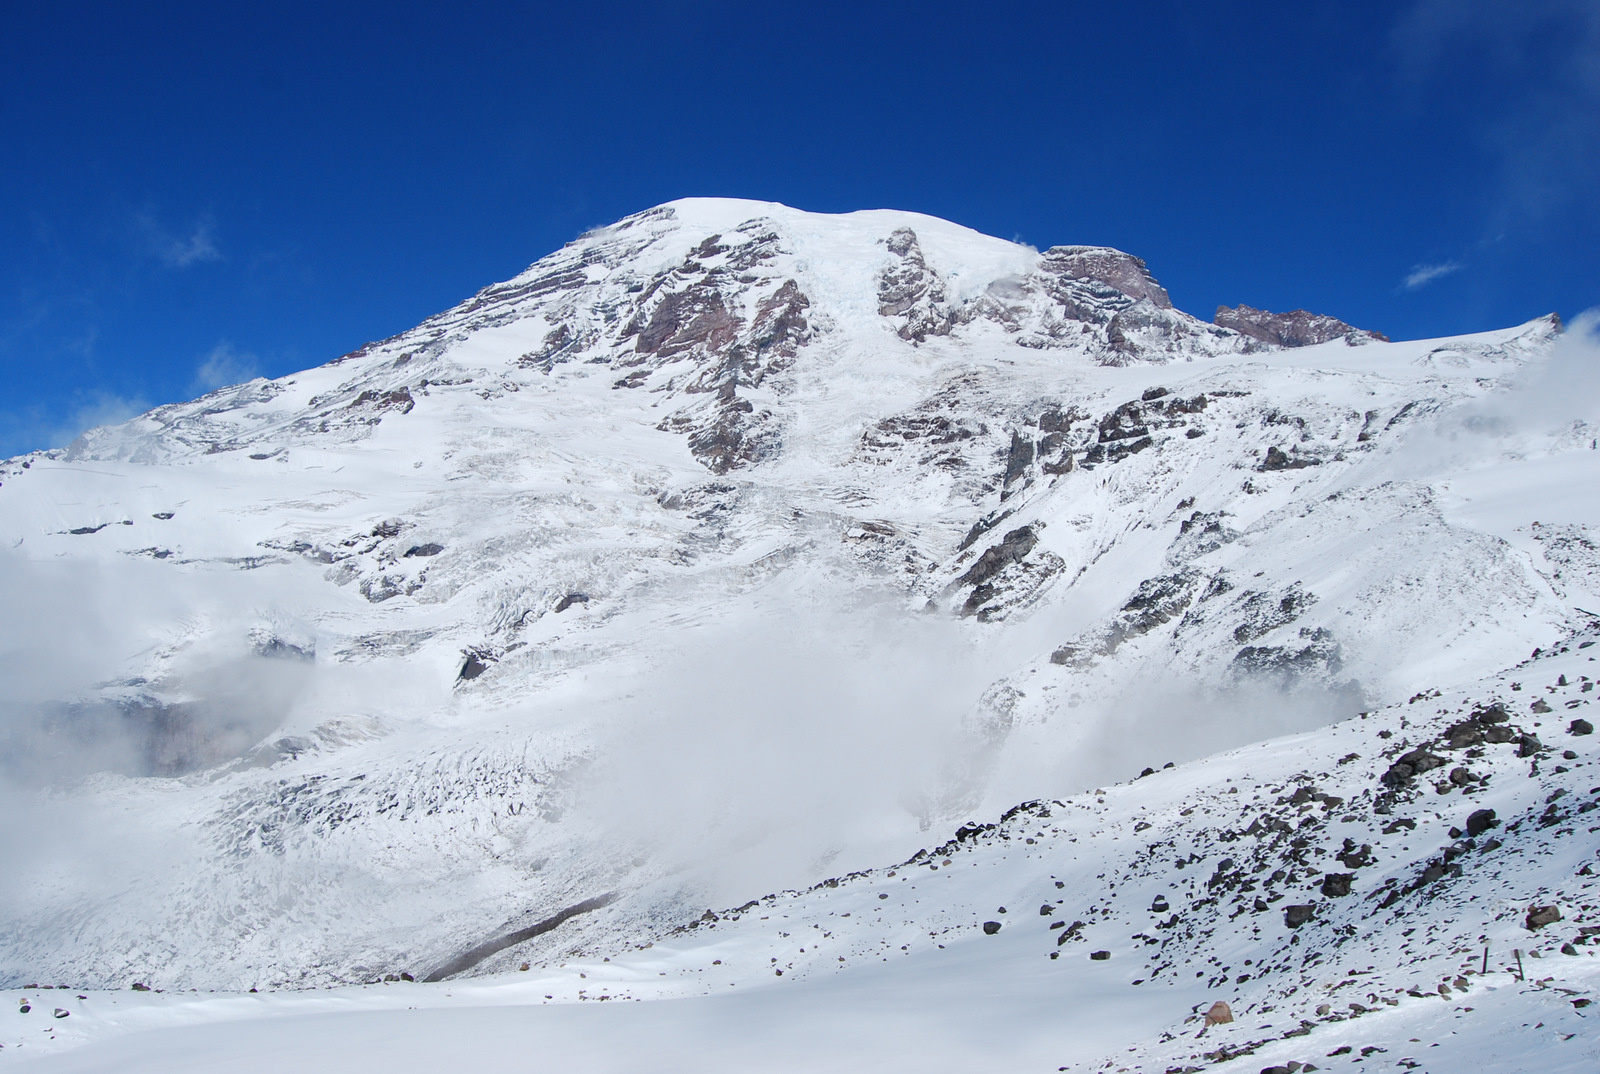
[1284,904,1316,928]
[1527,905,1563,931]
[1570,718,1593,736]
[1203,1000,1234,1026]
[982,921,1001,935]
[1466,808,1498,836]
[1090,950,1111,960]
[1321,873,1352,897]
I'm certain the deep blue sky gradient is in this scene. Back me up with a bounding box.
[2,0,1597,455]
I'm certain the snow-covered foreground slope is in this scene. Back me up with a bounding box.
[2,198,1599,1068]
[7,628,1599,1071]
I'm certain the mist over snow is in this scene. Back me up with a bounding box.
[2,200,1599,1073]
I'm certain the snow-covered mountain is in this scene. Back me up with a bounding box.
[2,198,1598,1071]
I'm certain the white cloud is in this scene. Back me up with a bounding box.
[136,211,222,268]
[193,342,260,392]
[1402,260,1463,290]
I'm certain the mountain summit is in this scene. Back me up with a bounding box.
[0,201,1589,1017]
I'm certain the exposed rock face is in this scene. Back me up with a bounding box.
[1214,304,1388,348]
[878,228,951,343]
[1043,246,1173,309]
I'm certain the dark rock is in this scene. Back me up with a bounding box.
[1284,904,1316,928]
[1001,432,1034,494]
[1570,718,1593,736]
[1089,950,1111,960]
[554,593,590,613]
[1400,747,1446,773]
[982,921,1002,935]
[402,543,443,558]
[1483,725,1517,743]
[1526,905,1562,931]
[1518,734,1543,758]
[458,652,490,681]
[1335,840,1371,869]
[1151,896,1169,913]
[1321,873,1352,897]
[1466,808,1498,837]
[1259,445,1321,472]
[957,526,1038,588]
[53,1008,69,1018]
[1382,747,1445,786]
[1531,699,1553,714]
[1038,904,1054,916]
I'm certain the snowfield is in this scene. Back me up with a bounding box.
[2,199,1598,1071]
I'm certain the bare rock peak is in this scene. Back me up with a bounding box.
[1040,246,1173,309]
[1214,304,1388,348]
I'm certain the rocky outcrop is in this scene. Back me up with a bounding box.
[878,228,952,343]
[1214,304,1387,348]
[1042,246,1173,309]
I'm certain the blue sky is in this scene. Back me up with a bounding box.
[2,0,1597,457]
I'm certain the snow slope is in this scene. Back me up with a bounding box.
[1,198,1598,1069]
[7,626,1599,1072]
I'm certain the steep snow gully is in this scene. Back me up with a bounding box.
[2,199,1598,1071]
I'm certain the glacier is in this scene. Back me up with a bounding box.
[1,199,1598,1071]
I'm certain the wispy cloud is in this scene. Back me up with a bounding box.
[55,391,149,446]
[1392,1,1600,223]
[1402,260,1463,291]
[193,342,259,392]
[136,211,222,268]
[0,390,151,456]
